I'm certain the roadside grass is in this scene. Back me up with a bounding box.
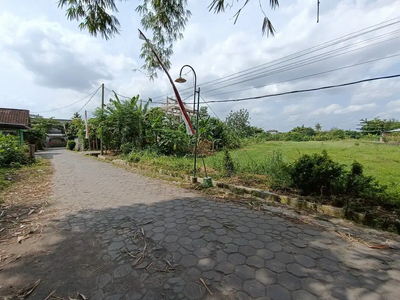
[118,141,400,233]
[0,158,52,203]
[205,140,400,195]
[0,158,53,243]
[121,140,400,194]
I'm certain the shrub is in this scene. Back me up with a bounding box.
[264,150,292,190]
[290,150,344,196]
[223,150,236,177]
[0,135,29,168]
[240,150,291,190]
[67,140,76,151]
[289,150,399,214]
[157,128,190,156]
[121,142,135,155]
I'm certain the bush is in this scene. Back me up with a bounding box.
[289,150,399,212]
[290,150,344,196]
[223,150,236,177]
[121,142,135,155]
[0,135,29,168]
[264,150,292,190]
[67,140,76,151]
[239,150,291,190]
[157,128,190,156]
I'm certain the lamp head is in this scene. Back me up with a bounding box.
[175,77,187,83]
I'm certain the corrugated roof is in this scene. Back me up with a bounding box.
[0,108,30,127]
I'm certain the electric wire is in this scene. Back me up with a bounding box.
[205,52,400,98]
[149,16,400,100]
[31,85,101,114]
[104,87,165,104]
[77,86,102,113]
[199,18,400,89]
[199,31,400,95]
[200,95,220,120]
[203,73,400,103]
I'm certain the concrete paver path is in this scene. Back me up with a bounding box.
[1,148,399,299]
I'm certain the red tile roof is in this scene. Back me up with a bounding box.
[0,108,30,127]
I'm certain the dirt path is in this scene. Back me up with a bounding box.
[1,148,399,299]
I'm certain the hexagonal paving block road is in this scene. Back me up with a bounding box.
[1,149,399,300]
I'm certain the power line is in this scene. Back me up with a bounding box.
[105,86,195,105]
[77,85,102,113]
[203,74,400,103]
[150,16,400,100]
[200,95,220,120]
[206,52,400,98]
[200,18,400,89]
[199,28,400,93]
[199,31,400,95]
[31,86,101,114]
[104,87,165,104]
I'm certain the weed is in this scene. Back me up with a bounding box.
[223,150,236,177]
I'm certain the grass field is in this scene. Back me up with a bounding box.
[207,140,400,194]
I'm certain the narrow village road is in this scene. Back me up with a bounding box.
[1,148,399,300]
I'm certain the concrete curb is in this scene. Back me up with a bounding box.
[104,157,365,224]
[214,181,365,222]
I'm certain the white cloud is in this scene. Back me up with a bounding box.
[0,0,399,131]
[387,99,400,110]
[334,103,377,114]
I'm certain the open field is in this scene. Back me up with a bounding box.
[122,140,400,195]
[208,140,400,194]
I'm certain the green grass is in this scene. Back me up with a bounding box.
[0,168,15,192]
[206,140,400,194]
[123,140,400,195]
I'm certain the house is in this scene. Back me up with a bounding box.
[0,108,31,145]
[45,119,70,148]
[267,129,279,134]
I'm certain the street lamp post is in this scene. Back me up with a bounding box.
[175,65,200,182]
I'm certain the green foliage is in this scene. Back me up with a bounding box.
[67,140,76,151]
[94,93,151,151]
[289,150,398,211]
[358,117,400,135]
[290,150,344,196]
[29,116,63,149]
[241,150,291,190]
[248,129,363,143]
[0,168,14,191]
[31,115,63,133]
[0,135,29,168]
[290,125,316,137]
[223,150,236,177]
[226,109,251,138]
[262,151,292,190]
[65,113,83,139]
[157,126,190,156]
[121,143,135,155]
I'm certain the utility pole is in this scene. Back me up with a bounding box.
[100,83,104,155]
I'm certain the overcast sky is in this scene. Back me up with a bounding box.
[1,0,400,131]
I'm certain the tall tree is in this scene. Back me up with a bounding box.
[58,0,279,77]
[358,118,400,135]
[226,108,251,138]
[315,123,322,132]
